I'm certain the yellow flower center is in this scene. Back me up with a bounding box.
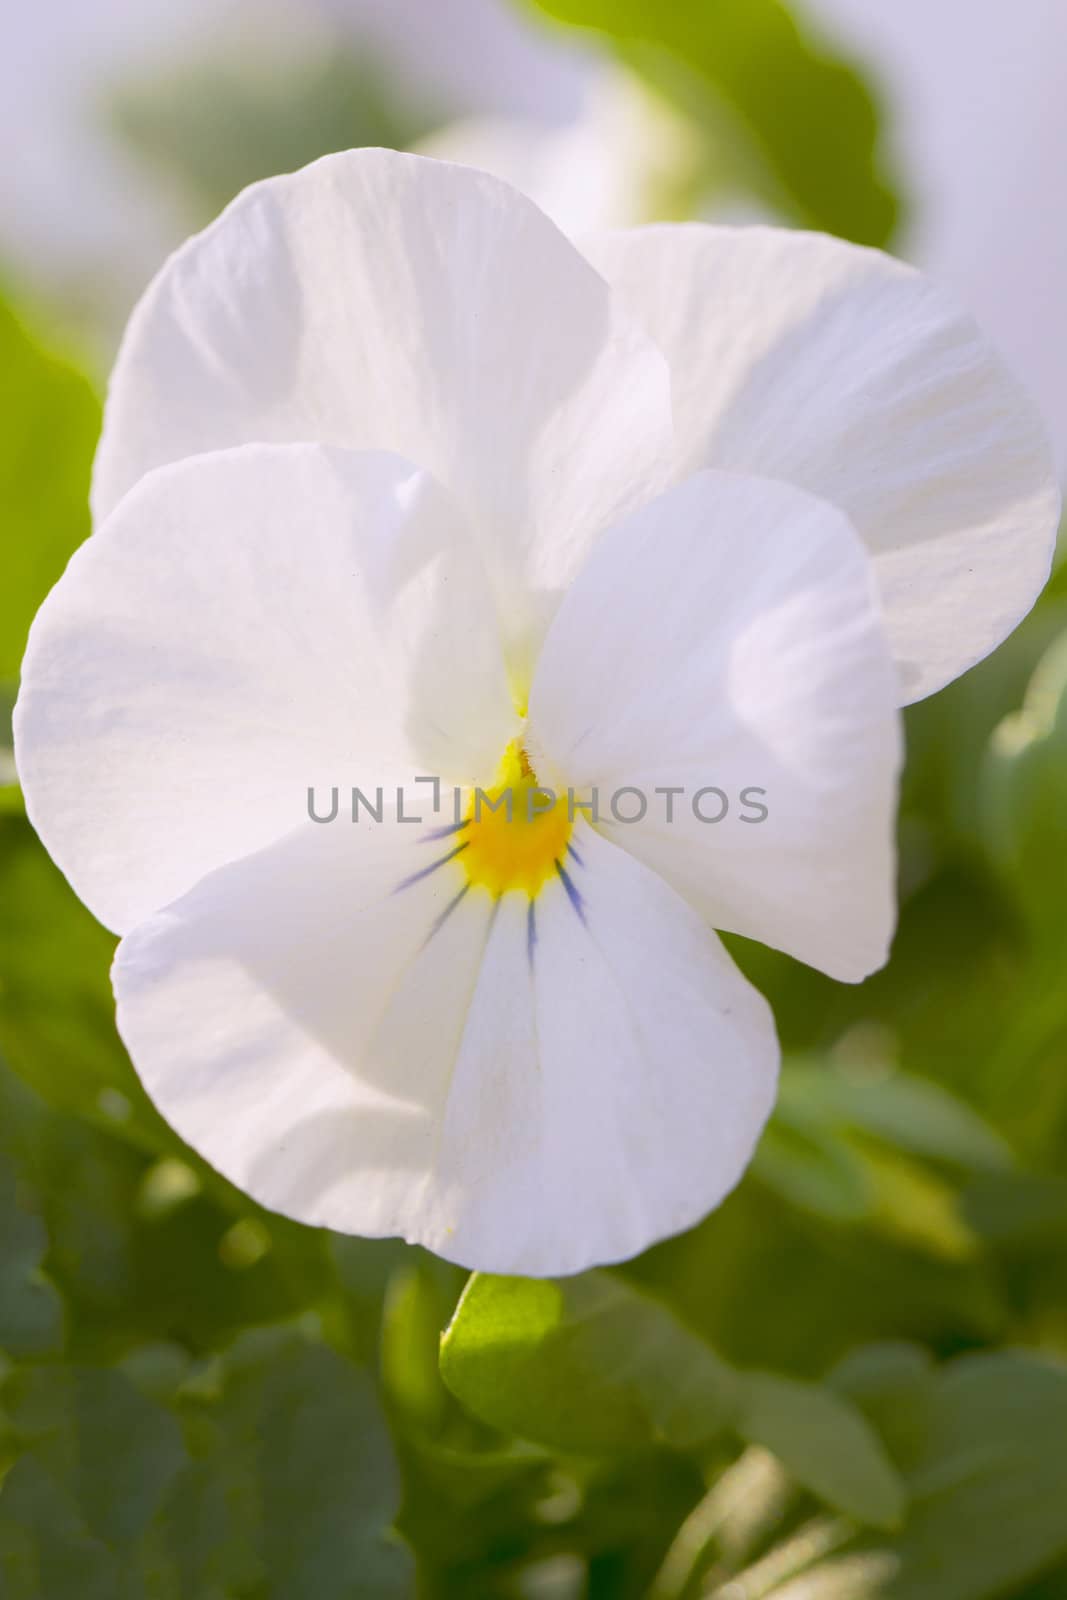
[461,738,573,899]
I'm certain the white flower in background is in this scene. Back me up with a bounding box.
[417,66,711,237]
[14,150,1058,1275]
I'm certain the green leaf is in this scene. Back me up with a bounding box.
[0,1456,122,1600]
[382,1260,561,1582]
[521,0,901,244]
[2,1365,186,1547]
[0,1052,333,1361]
[189,1323,414,1597]
[0,814,164,1144]
[0,1145,64,1358]
[394,1435,555,1580]
[753,1112,876,1224]
[381,1256,463,1437]
[650,1350,915,1597]
[0,1324,413,1599]
[754,1064,1008,1264]
[982,628,1067,940]
[752,1352,1067,1600]
[827,1342,937,1474]
[886,1350,1067,1599]
[628,1174,1004,1386]
[441,1272,741,1456]
[0,299,98,685]
[778,1064,1014,1174]
[960,1169,1067,1247]
[739,1373,904,1531]
[0,1365,189,1599]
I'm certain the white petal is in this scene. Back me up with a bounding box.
[15,443,515,935]
[113,819,494,1243]
[112,819,778,1277]
[586,224,1061,702]
[94,149,674,672]
[527,471,902,984]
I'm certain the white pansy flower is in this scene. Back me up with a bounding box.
[14,150,1058,1275]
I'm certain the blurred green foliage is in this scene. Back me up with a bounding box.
[0,304,97,687]
[2,4,1067,1595]
[520,0,901,243]
[106,43,438,226]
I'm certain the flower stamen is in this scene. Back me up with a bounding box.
[462,738,572,899]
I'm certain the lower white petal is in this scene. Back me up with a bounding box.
[113,819,778,1276]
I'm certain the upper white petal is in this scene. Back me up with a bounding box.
[528,470,902,984]
[14,443,515,935]
[93,148,674,671]
[112,819,778,1277]
[586,223,1061,702]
